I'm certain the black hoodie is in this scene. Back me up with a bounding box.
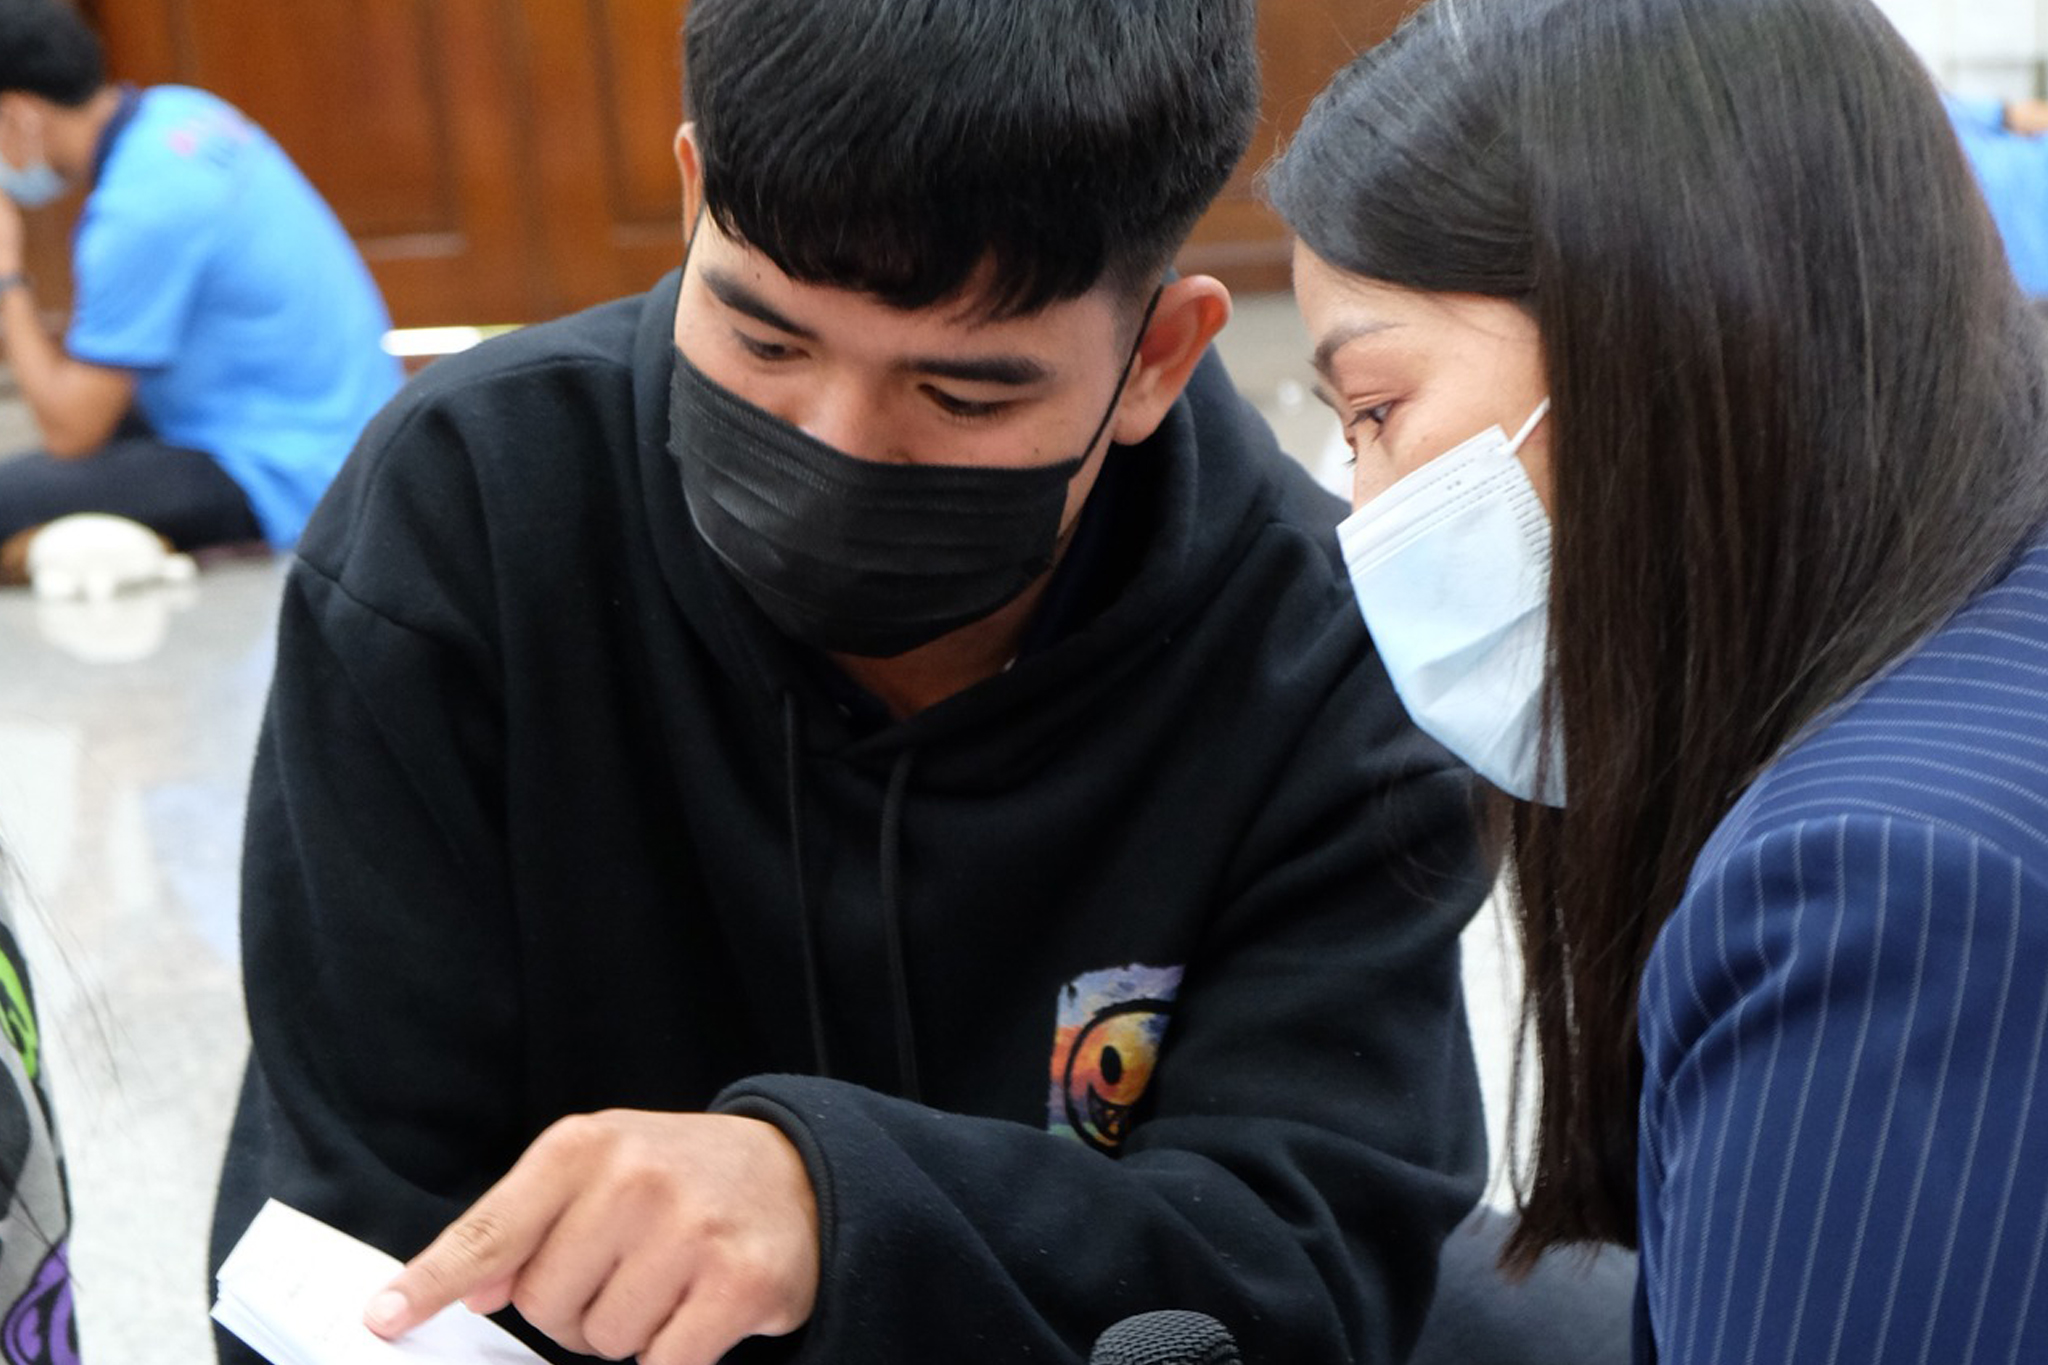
[213,273,1489,1365]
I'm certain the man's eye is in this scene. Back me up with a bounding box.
[927,388,1011,421]
[734,333,799,362]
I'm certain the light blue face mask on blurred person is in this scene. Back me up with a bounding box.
[1336,399,1564,806]
[0,156,64,210]
[0,117,64,212]
[0,110,65,210]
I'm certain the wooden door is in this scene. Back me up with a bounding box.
[54,0,536,324]
[512,0,687,317]
[27,0,1412,327]
[36,0,686,327]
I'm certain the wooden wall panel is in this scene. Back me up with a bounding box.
[384,0,538,323]
[598,0,689,230]
[61,0,541,324]
[26,0,1412,328]
[171,0,447,238]
[514,0,683,319]
[1182,0,1424,292]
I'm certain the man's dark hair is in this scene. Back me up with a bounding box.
[684,0,1259,318]
[0,0,102,106]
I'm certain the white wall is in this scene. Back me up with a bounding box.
[1872,0,2047,100]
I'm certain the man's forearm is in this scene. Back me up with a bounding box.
[0,278,70,440]
[0,277,130,459]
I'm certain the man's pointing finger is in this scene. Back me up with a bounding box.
[364,1202,545,1339]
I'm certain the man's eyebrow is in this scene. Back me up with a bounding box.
[1311,320,1399,380]
[907,354,1055,387]
[701,268,1050,385]
[703,268,818,340]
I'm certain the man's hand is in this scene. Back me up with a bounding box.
[364,1111,822,1365]
[2007,98,2048,138]
[0,192,23,278]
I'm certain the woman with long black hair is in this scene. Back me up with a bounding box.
[1271,0,2048,1359]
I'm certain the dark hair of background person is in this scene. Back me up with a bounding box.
[683,0,1259,320]
[0,0,103,107]
[1268,0,2048,1269]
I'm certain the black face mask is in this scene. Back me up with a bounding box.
[669,300,1152,659]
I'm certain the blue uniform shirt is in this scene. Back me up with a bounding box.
[1947,94,2048,300]
[66,86,402,547]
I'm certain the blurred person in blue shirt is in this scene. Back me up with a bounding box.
[0,0,401,557]
[1948,93,2048,298]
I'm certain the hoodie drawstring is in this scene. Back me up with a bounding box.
[878,749,922,1103]
[782,693,834,1079]
[780,692,924,1102]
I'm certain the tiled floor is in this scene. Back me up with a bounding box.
[0,294,1522,1365]
[0,556,279,1363]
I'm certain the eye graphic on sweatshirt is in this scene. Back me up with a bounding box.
[1048,964,1184,1154]
[1062,1000,1173,1152]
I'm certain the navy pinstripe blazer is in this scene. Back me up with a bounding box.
[1636,541,2048,1364]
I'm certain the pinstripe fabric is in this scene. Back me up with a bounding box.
[1637,544,2048,1364]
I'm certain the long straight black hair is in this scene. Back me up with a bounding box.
[1269,0,2048,1266]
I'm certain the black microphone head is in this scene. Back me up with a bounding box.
[1088,1310,1242,1365]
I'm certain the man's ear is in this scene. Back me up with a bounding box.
[673,122,705,238]
[1110,275,1233,447]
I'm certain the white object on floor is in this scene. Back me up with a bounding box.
[31,589,195,664]
[24,513,196,602]
[213,1200,546,1365]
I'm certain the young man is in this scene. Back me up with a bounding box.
[0,0,400,554]
[211,2,1490,1362]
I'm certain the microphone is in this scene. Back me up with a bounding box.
[1089,1310,1242,1365]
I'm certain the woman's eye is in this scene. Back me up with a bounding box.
[1350,401,1393,432]
[927,388,1011,421]
[1337,403,1394,467]
[1312,384,1393,437]
[734,333,799,362]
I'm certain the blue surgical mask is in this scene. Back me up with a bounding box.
[0,154,64,210]
[1337,400,1563,805]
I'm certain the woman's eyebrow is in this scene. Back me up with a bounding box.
[1311,320,1399,380]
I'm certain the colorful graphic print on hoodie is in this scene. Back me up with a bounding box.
[1048,964,1184,1153]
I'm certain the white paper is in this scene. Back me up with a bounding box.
[213,1200,547,1365]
